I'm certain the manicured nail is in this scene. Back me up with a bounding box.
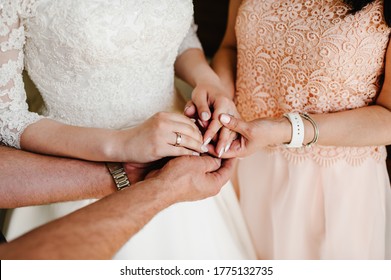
[218,148,224,158]
[203,137,211,146]
[201,112,210,121]
[220,114,231,124]
[201,145,209,153]
[224,143,232,153]
[192,152,200,156]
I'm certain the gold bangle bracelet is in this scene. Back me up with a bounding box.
[299,112,319,147]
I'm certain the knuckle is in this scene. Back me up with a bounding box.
[229,118,239,129]
[150,145,160,158]
[154,111,167,120]
[155,119,168,131]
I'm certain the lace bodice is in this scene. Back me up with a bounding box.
[0,0,201,148]
[235,0,390,165]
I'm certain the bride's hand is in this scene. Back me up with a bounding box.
[184,82,239,157]
[114,112,207,163]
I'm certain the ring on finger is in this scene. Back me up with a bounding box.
[174,132,182,146]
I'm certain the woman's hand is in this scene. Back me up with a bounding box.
[184,82,240,158]
[113,112,207,163]
[217,113,291,158]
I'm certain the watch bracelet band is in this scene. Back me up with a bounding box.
[106,162,131,191]
[283,112,305,148]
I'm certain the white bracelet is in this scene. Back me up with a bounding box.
[283,112,304,148]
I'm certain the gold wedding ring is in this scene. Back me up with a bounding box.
[174,132,182,146]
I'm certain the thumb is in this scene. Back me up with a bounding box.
[196,156,222,173]
[219,114,249,136]
[183,101,197,118]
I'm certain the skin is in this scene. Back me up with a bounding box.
[0,155,235,259]
[180,49,240,157]
[0,145,154,208]
[192,0,391,157]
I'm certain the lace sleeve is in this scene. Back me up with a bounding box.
[177,19,203,56]
[0,1,43,148]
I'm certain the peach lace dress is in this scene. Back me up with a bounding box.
[235,0,391,259]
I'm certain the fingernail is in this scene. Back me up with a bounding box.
[224,143,231,153]
[218,148,224,158]
[184,106,191,112]
[197,119,205,128]
[201,145,209,153]
[203,137,211,146]
[220,114,231,124]
[201,112,210,121]
[190,118,196,123]
[192,152,200,156]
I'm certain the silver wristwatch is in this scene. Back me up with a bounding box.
[106,162,131,191]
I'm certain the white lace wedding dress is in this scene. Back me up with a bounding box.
[0,0,256,259]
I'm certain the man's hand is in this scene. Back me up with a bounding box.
[146,155,236,203]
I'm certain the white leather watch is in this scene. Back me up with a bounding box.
[106,162,131,191]
[283,112,305,148]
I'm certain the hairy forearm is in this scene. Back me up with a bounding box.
[0,146,115,208]
[0,178,171,259]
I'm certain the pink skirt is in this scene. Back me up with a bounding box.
[237,146,391,259]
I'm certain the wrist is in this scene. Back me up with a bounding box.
[282,113,305,148]
[278,113,319,148]
[134,178,176,208]
[194,69,220,86]
[193,79,235,101]
[98,129,121,161]
[101,129,138,162]
[273,117,292,146]
[106,162,131,191]
[102,163,119,194]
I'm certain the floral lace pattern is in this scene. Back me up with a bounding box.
[235,0,390,166]
[0,0,42,148]
[0,0,201,148]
